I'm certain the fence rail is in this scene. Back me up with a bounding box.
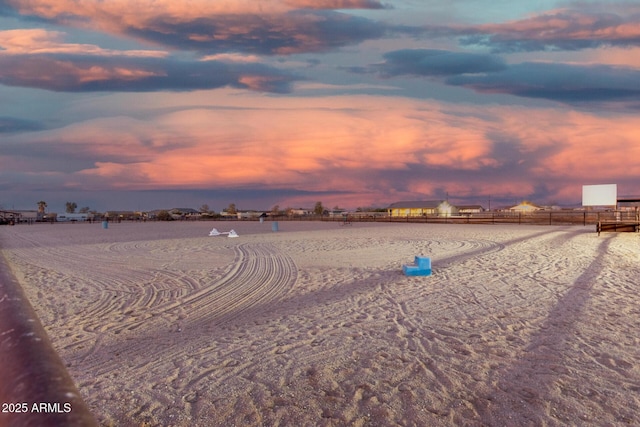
[0,255,97,426]
[215,210,639,227]
[6,210,638,229]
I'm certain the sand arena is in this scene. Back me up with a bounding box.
[1,221,639,426]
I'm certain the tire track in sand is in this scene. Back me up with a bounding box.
[172,243,297,327]
[78,242,297,372]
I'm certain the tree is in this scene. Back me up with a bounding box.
[200,204,210,213]
[65,202,77,213]
[156,210,173,221]
[314,201,324,215]
[227,203,237,215]
[79,206,90,213]
[271,205,280,216]
[37,201,47,213]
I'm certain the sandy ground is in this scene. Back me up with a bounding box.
[1,220,640,426]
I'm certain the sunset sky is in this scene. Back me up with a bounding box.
[1,0,639,213]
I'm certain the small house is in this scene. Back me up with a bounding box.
[388,200,458,217]
[508,201,541,213]
[457,205,484,214]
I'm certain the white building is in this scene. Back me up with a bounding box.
[387,200,458,217]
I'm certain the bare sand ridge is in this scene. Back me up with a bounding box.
[1,221,639,426]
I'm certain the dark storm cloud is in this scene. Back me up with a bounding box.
[372,49,507,77]
[0,1,395,56]
[0,116,44,133]
[447,62,640,102]
[0,135,147,171]
[364,48,640,104]
[126,10,388,55]
[0,54,298,93]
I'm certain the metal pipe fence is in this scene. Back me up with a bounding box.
[0,256,98,427]
[217,210,639,227]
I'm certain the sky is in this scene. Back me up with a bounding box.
[1,0,639,213]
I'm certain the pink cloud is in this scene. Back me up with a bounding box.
[0,56,165,90]
[588,47,640,68]
[480,9,640,42]
[4,86,639,207]
[5,0,288,20]
[0,43,296,92]
[464,5,640,51]
[3,0,387,55]
[4,93,632,205]
[0,29,167,57]
[4,0,385,22]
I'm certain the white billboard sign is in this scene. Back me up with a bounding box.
[582,184,617,206]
